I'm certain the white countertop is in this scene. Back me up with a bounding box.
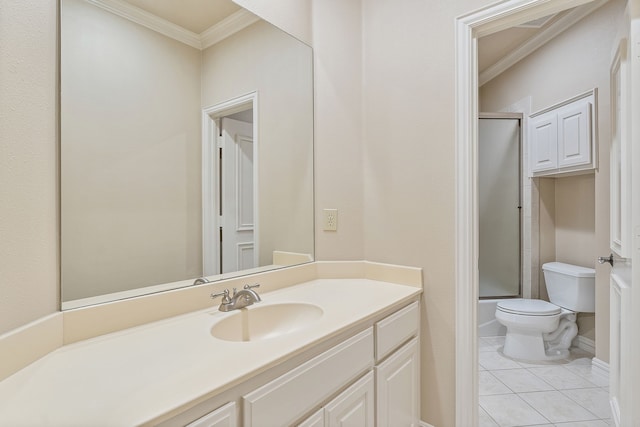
[0,278,420,426]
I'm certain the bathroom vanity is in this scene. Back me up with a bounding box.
[0,262,422,426]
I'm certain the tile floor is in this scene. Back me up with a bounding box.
[479,336,611,427]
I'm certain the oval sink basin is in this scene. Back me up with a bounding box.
[210,302,323,342]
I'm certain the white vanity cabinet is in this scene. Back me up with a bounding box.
[529,90,596,177]
[374,301,420,427]
[186,402,237,427]
[296,372,375,427]
[376,338,420,426]
[247,300,421,427]
[243,328,374,427]
[324,371,375,426]
[159,299,420,427]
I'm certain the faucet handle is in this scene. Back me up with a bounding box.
[244,283,260,290]
[211,289,231,303]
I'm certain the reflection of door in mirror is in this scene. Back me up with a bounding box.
[220,116,256,273]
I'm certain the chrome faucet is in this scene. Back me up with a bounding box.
[211,284,262,312]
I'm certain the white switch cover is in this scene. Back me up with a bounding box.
[323,209,338,231]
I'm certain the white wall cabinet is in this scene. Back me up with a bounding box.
[529,90,596,177]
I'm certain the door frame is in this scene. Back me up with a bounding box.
[454,0,603,425]
[202,92,259,276]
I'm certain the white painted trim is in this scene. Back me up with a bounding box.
[479,0,608,86]
[202,111,218,277]
[575,335,595,355]
[82,0,259,50]
[592,357,610,379]
[201,9,260,50]
[202,92,259,276]
[455,1,600,426]
[419,421,435,427]
[83,0,202,49]
[529,88,596,117]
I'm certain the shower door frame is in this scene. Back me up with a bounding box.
[478,113,523,300]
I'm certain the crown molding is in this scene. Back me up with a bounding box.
[201,9,261,50]
[479,0,608,87]
[85,0,202,49]
[83,0,259,50]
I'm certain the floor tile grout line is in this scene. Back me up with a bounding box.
[557,387,612,421]
[478,338,610,426]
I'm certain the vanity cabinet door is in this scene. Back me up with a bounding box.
[376,338,420,427]
[243,328,374,427]
[325,371,375,427]
[186,402,237,427]
[297,408,324,427]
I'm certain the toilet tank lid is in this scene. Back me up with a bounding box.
[542,262,595,278]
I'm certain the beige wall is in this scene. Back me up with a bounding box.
[201,20,314,266]
[312,0,365,262]
[60,0,202,300]
[359,0,500,424]
[0,0,58,334]
[480,0,625,361]
[1,0,623,426]
[556,174,597,339]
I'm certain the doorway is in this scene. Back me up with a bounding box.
[454,1,615,425]
[202,92,259,277]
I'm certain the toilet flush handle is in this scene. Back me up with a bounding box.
[597,254,614,266]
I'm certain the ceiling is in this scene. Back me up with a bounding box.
[123,0,242,34]
[476,0,608,86]
[478,11,564,73]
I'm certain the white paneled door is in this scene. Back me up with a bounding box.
[220,118,255,274]
[607,6,638,426]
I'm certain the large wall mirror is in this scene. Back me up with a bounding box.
[60,0,314,309]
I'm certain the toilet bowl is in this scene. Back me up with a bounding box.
[495,262,595,361]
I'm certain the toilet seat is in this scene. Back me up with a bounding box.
[497,299,561,316]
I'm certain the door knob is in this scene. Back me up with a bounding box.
[597,254,614,266]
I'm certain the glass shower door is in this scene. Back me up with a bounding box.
[478,117,521,298]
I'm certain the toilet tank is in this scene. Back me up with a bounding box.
[542,262,596,312]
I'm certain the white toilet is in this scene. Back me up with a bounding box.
[495,262,595,361]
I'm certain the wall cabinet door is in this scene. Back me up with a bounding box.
[530,113,558,173]
[186,402,237,427]
[557,101,592,168]
[325,371,375,427]
[376,338,420,427]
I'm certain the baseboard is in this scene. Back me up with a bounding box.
[592,357,610,379]
[575,335,596,355]
[420,421,435,427]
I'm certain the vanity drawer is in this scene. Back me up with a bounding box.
[375,301,419,361]
[243,328,374,427]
